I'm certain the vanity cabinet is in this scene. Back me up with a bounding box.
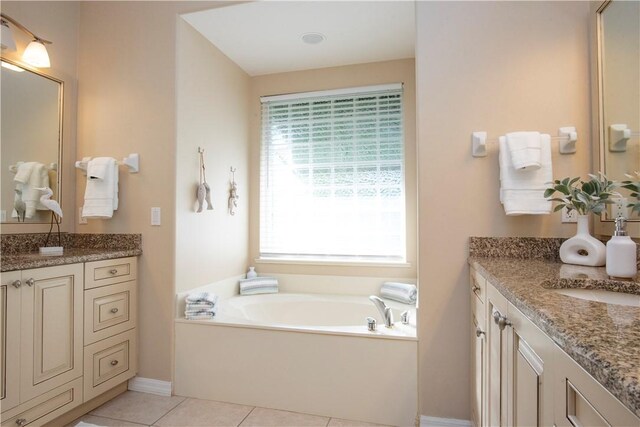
[470,268,640,427]
[0,257,138,427]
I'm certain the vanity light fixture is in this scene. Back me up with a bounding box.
[0,13,52,68]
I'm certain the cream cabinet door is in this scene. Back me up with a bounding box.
[506,301,555,427]
[0,271,21,413]
[471,312,486,427]
[486,283,509,427]
[20,264,83,402]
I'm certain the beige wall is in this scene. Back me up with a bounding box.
[76,1,228,383]
[249,59,417,279]
[0,1,79,234]
[175,18,250,292]
[416,1,591,419]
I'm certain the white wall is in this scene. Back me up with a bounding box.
[416,1,592,419]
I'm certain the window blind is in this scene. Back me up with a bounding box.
[260,85,405,261]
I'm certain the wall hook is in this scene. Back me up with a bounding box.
[229,167,239,216]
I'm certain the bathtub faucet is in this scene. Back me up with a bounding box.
[369,296,394,328]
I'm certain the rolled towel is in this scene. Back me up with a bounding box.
[185,309,216,320]
[239,277,279,295]
[380,282,417,304]
[185,291,218,305]
[185,302,216,311]
[506,131,541,171]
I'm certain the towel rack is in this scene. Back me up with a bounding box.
[472,127,578,158]
[9,162,57,174]
[609,124,640,152]
[75,153,140,174]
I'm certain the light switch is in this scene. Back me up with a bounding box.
[0,210,6,222]
[151,207,161,226]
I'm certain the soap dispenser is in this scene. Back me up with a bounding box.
[606,217,637,279]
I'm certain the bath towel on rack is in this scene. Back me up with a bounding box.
[499,134,552,215]
[82,157,119,218]
[12,162,50,219]
[506,131,541,171]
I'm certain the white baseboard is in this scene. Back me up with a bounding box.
[128,377,172,396]
[420,415,472,427]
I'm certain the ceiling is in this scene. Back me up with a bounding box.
[182,1,415,77]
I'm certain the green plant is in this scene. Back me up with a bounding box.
[621,172,640,214]
[544,173,618,215]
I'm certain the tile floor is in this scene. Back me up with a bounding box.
[67,391,390,427]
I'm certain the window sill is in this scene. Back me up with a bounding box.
[255,257,412,268]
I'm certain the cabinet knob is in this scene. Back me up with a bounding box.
[492,309,512,331]
[475,327,485,338]
[110,360,119,366]
[16,419,27,426]
[109,269,118,275]
[110,308,119,314]
[25,278,35,287]
[11,280,22,288]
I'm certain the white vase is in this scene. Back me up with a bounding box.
[559,215,606,266]
[246,266,257,279]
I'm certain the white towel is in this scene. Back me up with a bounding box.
[239,277,279,295]
[380,282,417,304]
[12,162,50,219]
[82,157,119,218]
[499,134,552,215]
[506,131,541,171]
[185,292,218,305]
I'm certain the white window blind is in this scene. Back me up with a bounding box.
[260,85,405,261]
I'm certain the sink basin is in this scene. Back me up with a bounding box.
[553,288,640,307]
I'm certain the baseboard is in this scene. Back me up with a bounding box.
[128,377,172,396]
[420,415,472,427]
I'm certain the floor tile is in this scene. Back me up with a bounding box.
[154,398,254,426]
[240,407,329,427]
[90,391,185,425]
[328,418,390,427]
[65,414,148,426]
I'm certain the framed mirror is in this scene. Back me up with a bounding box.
[594,0,640,236]
[0,58,63,224]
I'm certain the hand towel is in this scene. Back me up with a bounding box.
[184,309,217,320]
[185,302,217,311]
[499,134,552,215]
[185,292,218,305]
[239,277,279,295]
[82,157,118,218]
[12,163,50,219]
[506,131,541,171]
[380,282,417,304]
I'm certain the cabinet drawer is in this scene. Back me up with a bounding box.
[85,257,137,289]
[1,377,82,427]
[85,281,137,345]
[84,330,137,401]
[470,268,486,307]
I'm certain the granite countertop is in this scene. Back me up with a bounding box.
[1,233,142,272]
[469,256,640,417]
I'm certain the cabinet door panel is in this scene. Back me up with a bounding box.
[0,271,21,412]
[486,285,509,427]
[513,339,542,426]
[21,264,83,402]
[471,313,485,427]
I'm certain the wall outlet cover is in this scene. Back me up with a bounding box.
[561,207,578,223]
[79,207,87,224]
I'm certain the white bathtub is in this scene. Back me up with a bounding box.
[175,289,418,426]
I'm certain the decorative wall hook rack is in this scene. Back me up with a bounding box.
[609,124,640,152]
[75,153,140,174]
[472,127,578,158]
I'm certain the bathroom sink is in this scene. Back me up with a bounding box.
[553,288,640,307]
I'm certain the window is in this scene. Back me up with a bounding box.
[259,84,405,262]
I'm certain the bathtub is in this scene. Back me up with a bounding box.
[174,290,418,426]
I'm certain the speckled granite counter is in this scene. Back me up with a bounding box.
[1,233,142,272]
[469,256,640,417]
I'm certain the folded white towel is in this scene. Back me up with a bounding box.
[185,292,218,305]
[185,302,216,311]
[239,277,279,295]
[82,157,119,218]
[184,310,216,320]
[506,131,541,171]
[380,282,417,304]
[13,161,35,184]
[499,135,552,215]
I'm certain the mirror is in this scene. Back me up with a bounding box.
[596,0,640,222]
[1,58,63,224]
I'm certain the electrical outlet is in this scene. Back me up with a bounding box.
[151,207,161,226]
[561,207,578,223]
[78,207,87,224]
[611,197,629,220]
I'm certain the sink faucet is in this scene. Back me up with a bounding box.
[369,296,394,328]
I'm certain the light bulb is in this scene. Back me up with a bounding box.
[22,39,50,68]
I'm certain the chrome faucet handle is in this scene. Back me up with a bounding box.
[400,310,410,325]
[384,306,394,328]
[366,317,377,331]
